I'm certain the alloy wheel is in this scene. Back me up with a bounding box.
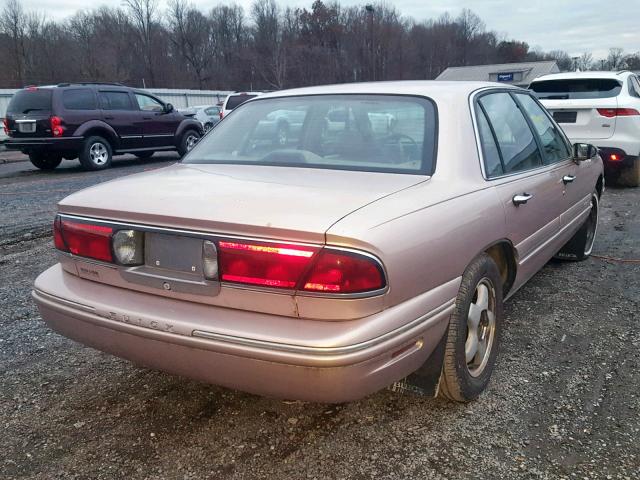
[89,142,108,165]
[465,278,497,377]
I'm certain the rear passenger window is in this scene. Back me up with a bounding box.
[478,93,542,175]
[476,107,503,177]
[63,89,96,110]
[99,91,133,110]
[515,94,571,164]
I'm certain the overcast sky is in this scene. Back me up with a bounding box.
[20,0,640,60]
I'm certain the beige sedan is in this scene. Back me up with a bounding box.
[33,82,604,403]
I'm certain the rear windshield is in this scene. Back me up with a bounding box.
[7,89,52,114]
[226,94,258,110]
[530,79,622,100]
[184,94,437,175]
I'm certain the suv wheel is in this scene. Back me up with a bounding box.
[178,129,200,156]
[28,152,62,171]
[79,136,113,171]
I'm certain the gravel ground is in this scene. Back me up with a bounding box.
[0,159,639,480]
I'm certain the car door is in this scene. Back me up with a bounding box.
[513,93,590,237]
[98,90,142,150]
[475,91,566,285]
[133,93,180,148]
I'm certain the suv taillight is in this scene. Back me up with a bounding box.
[54,216,113,262]
[2,118,8,136]
[217,240,386,294]
[597,108,640,118]
[219,111,224,119]
[50,116,64,137]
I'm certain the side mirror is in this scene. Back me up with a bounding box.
[164,103,174,114]
[573,143,597,162]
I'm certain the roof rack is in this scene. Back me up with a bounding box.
[56,82,126,87]
[616,70,631,75]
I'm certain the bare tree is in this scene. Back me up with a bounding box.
[577,52,593,71]
[168,0,213,89]
[0,0,28,86]
[606,47,625,70]
[123,0,158,86]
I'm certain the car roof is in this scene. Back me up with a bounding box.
[532,71,633,82]
[257,81,520,101]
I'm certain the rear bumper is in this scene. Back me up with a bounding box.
[33,264,454,403]
[4,136,83,153]
[596,147,638,173]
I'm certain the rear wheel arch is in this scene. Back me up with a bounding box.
[484,241,517,297]
[81,127,118,150]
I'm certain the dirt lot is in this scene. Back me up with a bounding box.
[0,156,639,480]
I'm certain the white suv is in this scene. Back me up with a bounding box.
[530,71,640,186]
[220,92,264,120]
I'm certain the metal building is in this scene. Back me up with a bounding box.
[436,61,560,87]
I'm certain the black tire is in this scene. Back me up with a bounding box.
[135,151,154,159]
[28,152,62,171]
[555,192,599,261]
[177,129,200,156]
[78,136,113,171]
[274,122,289,146]
[440,254,504,402]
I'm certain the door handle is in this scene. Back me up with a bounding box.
[562,175,576,184]
[104,116,114,120]
[143,116,152,120]
[512,193,533,206]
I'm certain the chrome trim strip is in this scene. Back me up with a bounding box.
[120,135,143,139]
[33,288,96,313]
[144,134,174,138]
[192,298,455,355]
[57,214,389,299]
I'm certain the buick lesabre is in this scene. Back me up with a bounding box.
[33,82,604,402]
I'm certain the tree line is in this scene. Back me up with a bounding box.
[0,0,638,91]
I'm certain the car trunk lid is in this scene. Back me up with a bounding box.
[58,163,427,243]
[531,77,622,140]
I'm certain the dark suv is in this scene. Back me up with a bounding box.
[3,83,203,170]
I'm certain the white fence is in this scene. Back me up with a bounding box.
[0,87,232,119]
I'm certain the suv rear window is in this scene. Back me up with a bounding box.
[63,89,97,110]
[7,89,52,114]
[226,94,257,110]
[184,94,437,175]
[530,79,622,99]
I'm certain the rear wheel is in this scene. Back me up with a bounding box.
[555,192,599,261]
[28,152,62,171]
[135,151,154,159]
[79,136,112,171]
[439,254,503,402]
[178,129,200,156]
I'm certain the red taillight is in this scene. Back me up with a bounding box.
[218,240,319,288]
[55,218,113,262]
[597,108,640,118]
[302,250,385,293]
[2,118,8,135]
[50,116,64,137]
[53,216,68,252]
[219,111,223,119]
[217,240,386,294]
